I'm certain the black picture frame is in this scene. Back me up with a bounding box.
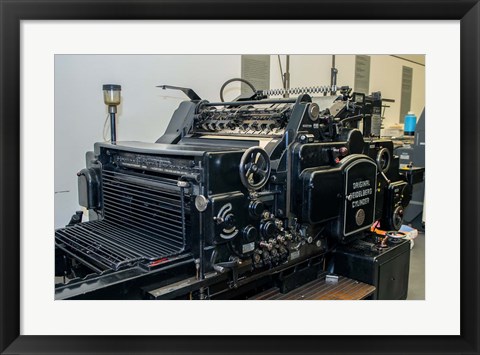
[1,1,479,354]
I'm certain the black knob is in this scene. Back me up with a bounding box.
[243,225,258,241]
[261,221,276,238]
[249,200,264,218]
[224,213,236,229]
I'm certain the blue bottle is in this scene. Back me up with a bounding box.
[404,111,417,136]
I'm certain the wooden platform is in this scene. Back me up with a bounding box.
[249,273,375,300]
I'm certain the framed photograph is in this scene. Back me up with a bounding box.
[1,0,478,354]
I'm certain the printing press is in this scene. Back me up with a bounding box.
[55,81,424,300]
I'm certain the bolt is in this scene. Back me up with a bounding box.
[339,147,348,156]
[274,219,283,229]
[260,241,273,250]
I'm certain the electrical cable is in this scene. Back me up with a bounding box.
[219,78,256,102]
[103,113,110,142]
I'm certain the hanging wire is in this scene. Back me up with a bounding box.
[103,113,110,142]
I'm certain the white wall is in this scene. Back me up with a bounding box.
[369,55,425,127]
[54,55,241,227]
[270,55,334,91]
[270,55,425,128]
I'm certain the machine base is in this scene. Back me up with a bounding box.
[332,235,411,300]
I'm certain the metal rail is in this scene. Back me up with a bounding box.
[204,99,296,107]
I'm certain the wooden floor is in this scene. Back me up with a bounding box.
[250,273,375,300]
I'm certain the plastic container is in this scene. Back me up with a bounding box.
[404,111,417,136]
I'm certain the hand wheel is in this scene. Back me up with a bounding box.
[376,147,391,173]
[239,147,271,190]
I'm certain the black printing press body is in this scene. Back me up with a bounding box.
[55,83,424,300]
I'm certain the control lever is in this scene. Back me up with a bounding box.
[214,259,240,288]
[157,85,202,101]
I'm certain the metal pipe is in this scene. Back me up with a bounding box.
[108,107,117,144]
[284,55,290,98]
[204,99,296,107]
[199,212,205,279]
[285,129,292,227]
[330,55,338,95]
[198,185,206,282]
[180,187,187,245]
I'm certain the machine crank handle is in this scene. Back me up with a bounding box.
[213,259,240,288]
